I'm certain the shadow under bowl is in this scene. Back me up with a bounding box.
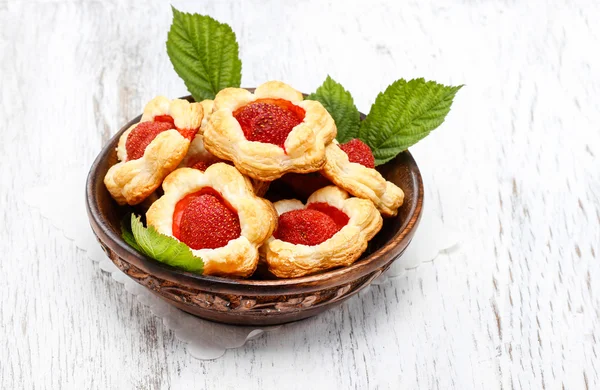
[85,95,424,326]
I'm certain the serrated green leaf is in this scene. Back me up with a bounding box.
[359,78,462,165]
[130,214,204,274]
[167,7,242,101]
[307,76,360,143]
[121,213,142,253]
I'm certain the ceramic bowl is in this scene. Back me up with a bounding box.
[86,94,424,326]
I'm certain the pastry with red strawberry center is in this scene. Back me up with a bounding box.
[104,96,204,205]
[273,201,350,245]
[306,202,349,229]
[261,186,382,278]
[125,114,200,162]
[273,205,346,246]
[172,188,241,250]
[321,139,404,217]
[125,121,175,161]
[233,98,305,149]
[203,81,336,181]
[146,163,277,277]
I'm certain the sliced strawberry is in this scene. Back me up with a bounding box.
[307,202,349,229]
[125,121,175,161]
[339,138,375,168]
[189,160,211,172]
[273,209,340,246]
[233,98,305,150]
[172,188,241,250]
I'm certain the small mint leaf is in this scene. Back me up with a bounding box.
[307,76,360,143]
[359,78,462,165]
[167,7,242,101]
[130,214,204,274]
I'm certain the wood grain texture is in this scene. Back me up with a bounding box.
[1,0,599,388]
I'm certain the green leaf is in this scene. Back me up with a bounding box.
[167,7,242,101]
[121,214,142,253]
[358,78,462,165]
[130,214,204,274]
[307,76,360,143]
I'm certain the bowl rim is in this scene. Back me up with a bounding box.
[86,94,424,292]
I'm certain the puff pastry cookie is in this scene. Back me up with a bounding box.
[203,81,337,181]
[261,186,382,278]
[104,96,204,205]
[321,139,405,217]
[146,163,278,277]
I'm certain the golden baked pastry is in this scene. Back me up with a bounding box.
[146,163,278,277]
[261,185,382,278]
[104,96,204,205]
[321,140,404,217]
[203,81,337,181]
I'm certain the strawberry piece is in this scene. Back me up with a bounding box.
[177,128,198,140]
[155,114,197,140]
[233,98,305,149]
[125,121,175,161]
[189,159,233,171]
[154,114,175,125]
[307,202,349,229]
[339,138,375,168]
[190,160,211,172]
[172,188,241,250]
[273,209,340,246]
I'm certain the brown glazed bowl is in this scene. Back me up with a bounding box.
[86,94,424,326]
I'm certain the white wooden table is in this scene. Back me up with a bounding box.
[2,0,599,388]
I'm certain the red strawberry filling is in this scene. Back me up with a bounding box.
[125,115,198,161]
[273,204,348,246]
[125,121,175,161]
[189,159,232,171]
[306,202,349,229]
[172,188,241,250]
[339,139,375,168]
[190,160,211,172]
[233,98,305,150]
[154,114,175,125]
[155,114,197,139]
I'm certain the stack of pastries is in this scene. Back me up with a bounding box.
[105,81,405,278]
